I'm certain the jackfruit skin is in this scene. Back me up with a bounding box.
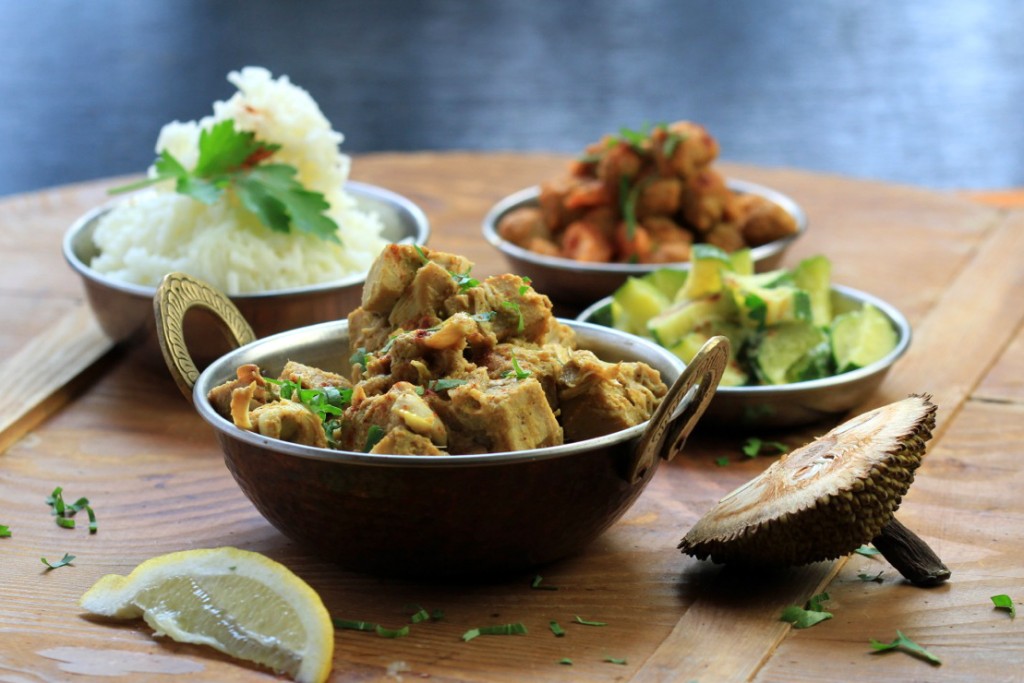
[679,394,937,566]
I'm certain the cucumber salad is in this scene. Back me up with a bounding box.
[603,245,899,386]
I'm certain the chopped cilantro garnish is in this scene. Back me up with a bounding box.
[780,593,833,629]
[559,657,573,665]
[743,292,768,328]
[531,574,557,590]
[549,620,566,637]
[349,347,370,368]
[461,623,528,642]
[451,269,480,293]
[332,618,378,632]
[992,594,1016,618]
[661,129,687,158]
[858,570,885,583]
[0,524,10,538]
[266,378,351,423]
[502,299,526,333]
[518,277,532,295]
[742,437,789,457]
[364,425,386,452]
[504,354,531,381]
[41,553,75,570]
[47,486,96,533]
[110,119,340,242]
[715,457,730,467]
[855,545,881,557]
[870,630,941,666]
[428,378,469,393]
[375,624,410,639]
[414,244,430,265]
[604,657,628,665]
[574,615,607,626]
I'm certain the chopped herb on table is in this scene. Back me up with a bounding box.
[715,457,730,467]
[858,570,885,583]
[46,486,97,533]
[742,437,789,457]
[854,545,881,557]
[604,656,628,665]
[461,623,528,642]
[549,620,566,637]
[780,592,833,629]
[574,615,607,626]
[531,574,558,590]
[110,119,340,243]
[991,594,1016,619]
[41,553,75,570]
[0,524,11,537]
[870,630,941,665]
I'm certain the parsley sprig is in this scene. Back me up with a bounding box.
[870,630,941,666]
[110,119,340,242]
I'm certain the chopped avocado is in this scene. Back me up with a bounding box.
[831,303,898,372]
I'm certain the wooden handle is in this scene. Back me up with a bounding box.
[154,272,256,402]
[628,335,730,483]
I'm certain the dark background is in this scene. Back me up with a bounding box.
[3,1,1023,197]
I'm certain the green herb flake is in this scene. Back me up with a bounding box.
[472,311,497,323]
[110,119,340,242]
[504,354,532,381]
[604,657,628,665]
[858,571,884,583]
[502,300,526,333]
[41,553,75,570]
[428,378,469,393]
[414,244,430,265]
[549,620,566,637]
[349,347,370,369]
[451,269,480,293]
[715,457,731,467]
[0,524,10,538]
[742,437,789,457]
[991,594,1016,619]
[47,486,96,533]
[574,616,607,627]
[375,624,410,639]
[559,657,573,665]
[461,623,528,642]
[869,630,941,666]
[431,609,446,621]
[531,574,558,591]
[409,607,432,624]
[780,593,832,629]
[332,618,379,632]
[855,545,881,557]
[364,425,386,453]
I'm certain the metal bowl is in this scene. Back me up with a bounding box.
[578,284,911,429]
[63,181,430,364]
[482,179,807,305]
[156,273,729,577]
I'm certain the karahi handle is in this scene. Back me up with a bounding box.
[154,272,256,403]
[627,335,730,483]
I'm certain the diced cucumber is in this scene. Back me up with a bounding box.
[642,268,689,299]
[831,303,898,373]
[792,255,832,327]
[675,244,732,302]
[729,248,754,276]
[611,277,670,336]
[727,277,812,328]
[668,331,748,386]
[750,322,830,385]
[647,294,734,347]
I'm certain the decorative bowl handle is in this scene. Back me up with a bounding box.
[627,335,730,483]
[154,272,256,403]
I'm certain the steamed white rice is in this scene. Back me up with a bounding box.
[90,66,387,295]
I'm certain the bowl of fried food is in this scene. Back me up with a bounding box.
[63,67,429,364]
[157,244,729,577]
[483,121,806,305]
[577,246,911,429]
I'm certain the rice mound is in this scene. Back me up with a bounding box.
[90,66,387,295]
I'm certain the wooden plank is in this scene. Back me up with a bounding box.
[0,305,114,454]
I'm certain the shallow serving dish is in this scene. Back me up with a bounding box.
[157,274,729,577]
[578,284,911,429]
[482,179,807,305]
[63,181,430,363]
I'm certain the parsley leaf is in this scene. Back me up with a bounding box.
[504,354,531,381]
[992,594,1016,619]
[427,378,469,393]
[742,437,789,457]
[41,553,75,570]
[780,593,833,629]
[110,119,339,242]
[364,425,386,452]
[0,524,10,538]
[870,630,941,666]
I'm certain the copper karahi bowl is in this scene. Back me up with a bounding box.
[63,181,429,364]
[482,179,807,305]
[157,273,728,578]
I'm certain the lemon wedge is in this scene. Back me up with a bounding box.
[79,547,333,683]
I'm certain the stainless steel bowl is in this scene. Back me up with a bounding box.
[63,181,430,364]
[578,285,911,429]
[157,273,729,577]
[482,179,807,305]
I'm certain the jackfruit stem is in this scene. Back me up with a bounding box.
[871,517,951,587]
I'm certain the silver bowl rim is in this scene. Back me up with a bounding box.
[576,283,912,396]
[191,318,686,470]
[481,178,808,274]
[62,180,431,300]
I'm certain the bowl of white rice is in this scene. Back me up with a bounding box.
[63,67,429,364]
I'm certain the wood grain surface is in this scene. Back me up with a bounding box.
[0,154,1021,682]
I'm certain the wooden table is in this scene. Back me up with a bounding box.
[1,154,1022,682]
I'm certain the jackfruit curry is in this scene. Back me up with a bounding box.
[497,121,799,264]
[208,245,668,455]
